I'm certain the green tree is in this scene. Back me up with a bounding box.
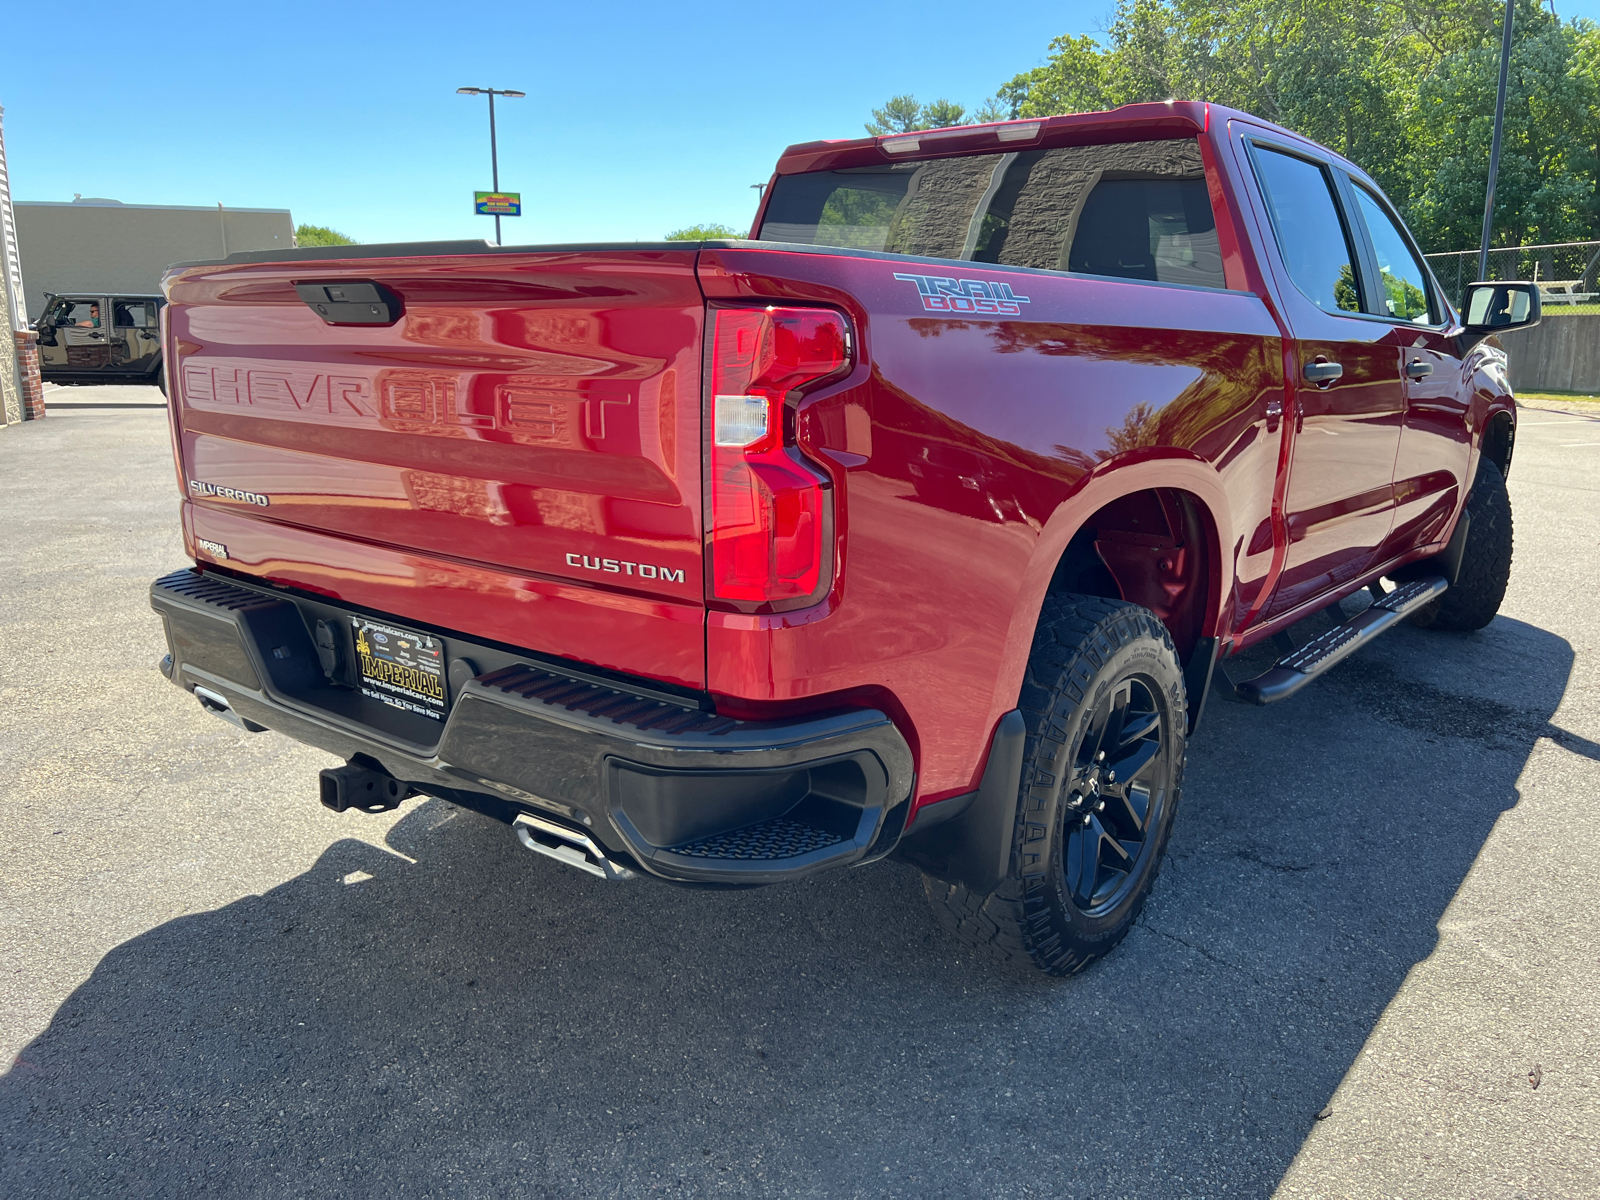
[1408,2,1599,250]
[992,0,1600,250]
[864,94,1008,135]
[664,223,744,240]
[296,224,357,247]
[998,36,1114,118]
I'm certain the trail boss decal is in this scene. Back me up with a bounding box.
[565,552,685,583]
[188,479,270,507]
[893,273,1031,315]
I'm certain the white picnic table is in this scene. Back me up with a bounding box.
[1533,264,1596,305]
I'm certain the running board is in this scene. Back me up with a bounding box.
[1224,576,1449,706]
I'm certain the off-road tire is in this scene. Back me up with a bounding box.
[1410,458,1512,632]
[922,595,1186,975]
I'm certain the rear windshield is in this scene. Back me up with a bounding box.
[758,137,1224,289]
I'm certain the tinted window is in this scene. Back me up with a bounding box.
[760,164,917,250]
[1252,147,1361,315]
[759,138,1224,288]
[1353,187,1435,324]
[1062,176,1220,287]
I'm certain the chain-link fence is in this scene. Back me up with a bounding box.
[1425,241,1600,313]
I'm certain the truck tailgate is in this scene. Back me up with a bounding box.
[164,248,707,688]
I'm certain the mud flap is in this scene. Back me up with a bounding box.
[893,709,1026,895]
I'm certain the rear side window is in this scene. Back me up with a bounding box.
[1250,146,1362,315]
[114,300,159,328]
[758,138,1225,289]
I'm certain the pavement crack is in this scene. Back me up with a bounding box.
[1233,847,1314,873]
[1139,922,1264,982]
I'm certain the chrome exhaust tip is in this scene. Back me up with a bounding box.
[192,685,266,733]
[513,812,635,881]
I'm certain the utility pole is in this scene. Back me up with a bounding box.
[456,87,525,246]
[1477,0,1515,281]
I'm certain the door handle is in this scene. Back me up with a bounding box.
[1303,360,1343,386]
[1406,358,1433,380]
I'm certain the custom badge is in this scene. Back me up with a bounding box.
[893,273,1031,315]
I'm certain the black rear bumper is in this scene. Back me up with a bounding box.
[151,568,914,884]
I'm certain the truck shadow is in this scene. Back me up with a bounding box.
[0,616,1586,1197]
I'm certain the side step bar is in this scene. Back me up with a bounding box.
[1223,576,1448,706]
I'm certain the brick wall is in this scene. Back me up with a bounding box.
[15,329,45,419]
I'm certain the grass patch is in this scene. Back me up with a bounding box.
[1518,389,1600,404]
[1540,304,1600,316]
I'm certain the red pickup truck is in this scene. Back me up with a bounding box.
[150,101,1538,975]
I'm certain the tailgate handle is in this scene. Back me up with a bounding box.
[294,280,403,326]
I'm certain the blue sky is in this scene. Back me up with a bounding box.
[5,0,1597,247]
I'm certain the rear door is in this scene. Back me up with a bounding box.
[111,297,162,375]
[1241,137,1407,619]
[165,247,707,686]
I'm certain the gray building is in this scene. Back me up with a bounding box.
[13,199,294,319]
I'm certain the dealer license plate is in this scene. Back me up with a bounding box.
[352,619,447,720]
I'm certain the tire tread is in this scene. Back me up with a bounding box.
[1412,458,1513,632]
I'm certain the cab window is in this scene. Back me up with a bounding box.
[58,299,103,327]
[758,137,1225,288]
[1351,187,1437,324]
[45,298,100,326]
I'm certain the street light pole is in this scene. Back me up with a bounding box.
[488,90,500,247]
[1477,0,1515,281]
[456,86,525,246]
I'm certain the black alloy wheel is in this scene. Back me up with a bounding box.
[1061,676,1168,915]
[922,595,1186,975]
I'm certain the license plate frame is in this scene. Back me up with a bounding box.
[351,618,448,721]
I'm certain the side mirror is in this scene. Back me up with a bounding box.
[1460,281,1541,349]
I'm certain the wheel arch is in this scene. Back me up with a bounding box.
[1482,404,1515,481]
[988,455,1233,721]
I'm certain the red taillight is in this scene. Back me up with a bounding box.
[709,306,851,608]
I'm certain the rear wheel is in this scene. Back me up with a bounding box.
[923,595,1185,975]
[1410,457,1512,632]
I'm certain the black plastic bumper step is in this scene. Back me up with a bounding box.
[1226,576,1448,705]
[669,817,847,861]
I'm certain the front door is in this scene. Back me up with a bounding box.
[1243,139,1407,621]
[1341,185,1474,558]
[56,295,113,373]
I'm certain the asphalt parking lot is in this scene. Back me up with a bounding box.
[2,385,1597,1198]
